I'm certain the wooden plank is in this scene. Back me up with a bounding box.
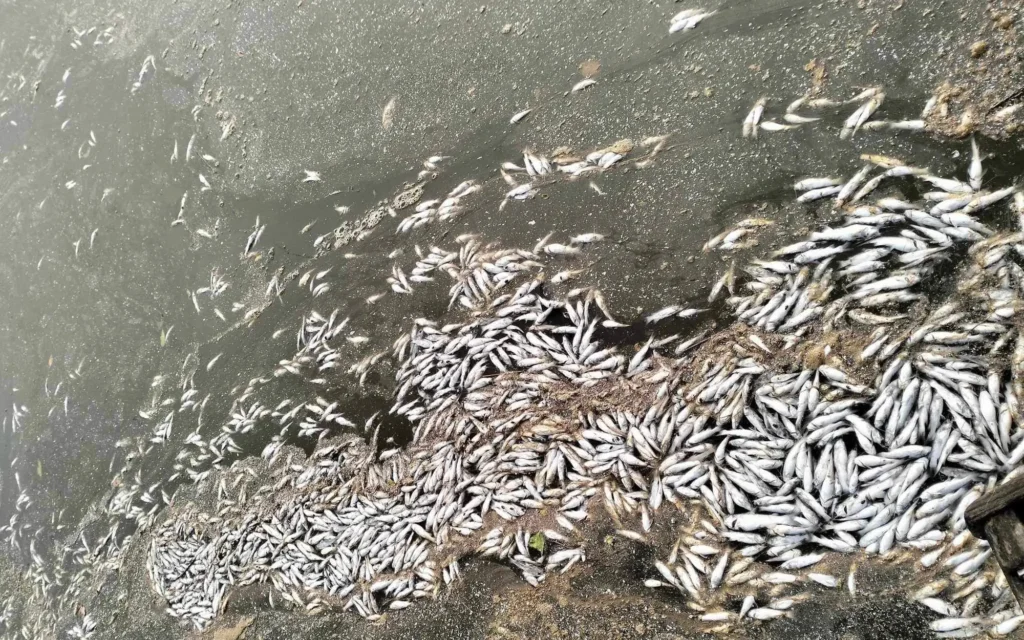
[984,513,1024,610]
[985,512,1024,570]
[965,476,1024,539]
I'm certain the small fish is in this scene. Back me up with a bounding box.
[794,177,842,191]
[783,113,820,124]
[861,153,904,169]
[543,243,580,256]
[921,175,973,194]
[646,306,680,324]
[969,136,983,191]
[551,269,583,284]
[841,90,885,139]
[206,353,223,371]
[921,95,938,118]
[382,96,397,129]
[836,165,872,207]
[571,78,597,93]
[669,9,715,33]
[887,119,925,130]
[930,618,981,633]
[743,97,766,138]
[669,8,703,23]
[760,120,800,132]
[797,186,842,203]
[993,615,1024,636]
[510,109,532,124]
[303,170,322,183]
[244,225,266,255]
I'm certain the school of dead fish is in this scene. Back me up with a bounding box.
[132,141,1024,639]
[13,141,1024,638]
[3,5,1024,640]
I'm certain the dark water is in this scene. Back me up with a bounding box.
[0,0,1018,637]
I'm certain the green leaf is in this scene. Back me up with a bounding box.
[528,532,546,554]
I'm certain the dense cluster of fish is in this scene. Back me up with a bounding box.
[3,4,1024,638]
[744,88,929,139]
[4,129,1024,638]
[134,143,1024,638]
[397,179,480,234]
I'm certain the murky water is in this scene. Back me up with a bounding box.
[0,0,1020,637]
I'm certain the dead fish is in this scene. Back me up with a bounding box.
[743,97,767,138]
[510,109,532,124]
[382,96,398,129]
[760,121,800,132]
[783,113,820,124]
[646,306,680,324]
[570,233,605,244]
[551,269,584,284]
[206,353,223,371]
[969,136,983,191]
[571,79,597,93]
[669,9,715,33]
[543,243,580,256]
[795,177,843,191]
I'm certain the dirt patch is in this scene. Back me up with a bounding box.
[210,615,255,640]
